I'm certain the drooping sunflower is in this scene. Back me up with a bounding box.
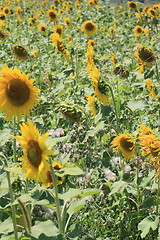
[111,134,136,159]
[127,1,137,10]
[12,45,28,60]
[145,80,157,99]
[51,32,70,61]
[0,66,41,121]
[81,20,97,36]
[38,24,46,32]
[14,121,53,183]
[53,24,63,36]
[0,29,8,40]
[43,161,65,187]
[86,94,98,116]
[47,9,58,22]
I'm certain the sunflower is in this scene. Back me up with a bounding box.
[93,80,109,106]
[16,6,22,16]
[81,20,97,35]
[0,12,6,21]
[38,24,46,32]
[135,12,143,23]
[53,24,63,36]
[109,26,115,34]
[86,94,98,116]
[3,7,10,15]
[127,1,137,10]
[12,45,28,60]
[147,8,156,18]
[137,124,153,139]
[0,66,40,121]
[88,39,95,47]
[43,162,65,187]
[111,134,136,159]
[47,9,58,22]
[134,25,143,38]
[29,17,37,26]
[64,17,70,27]
[51,33,70,61]
[145,80,157,99]
[0,29,8,40]
[14,121,53,183]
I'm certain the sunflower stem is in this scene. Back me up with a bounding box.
[106,83,120,133]
[155,60,159,82]
[0,154,19,240]
[49,159,63,234]
[13,116,17,163]
[156,178,160,216]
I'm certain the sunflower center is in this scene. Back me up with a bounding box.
[130,3,136,9]
[27,140,42,167]
[56,28,62,35]
[85,22,95,32]
[137,27,142,33]
[54,164,62,170]
[0,31,5,39]
[41,26,46,31]
[138,47,155,63]
[120,137,134,152]
[0,14,5,20]
[49,11,56,19]
[13,46,28,58]
[6,78,30,106]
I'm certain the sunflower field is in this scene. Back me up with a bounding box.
[0,0,160,239]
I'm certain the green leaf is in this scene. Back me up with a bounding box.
[85,121,104,139]
[59,188,101,201]
[0,218,13,234]
[0,129,12,146]
[138,216,159,238]
[57,163,83,176]
[31,220,59,238]
[127,101,147,112]
[46,135,70,148]
[109,180,128,196]
[67,198,86,216]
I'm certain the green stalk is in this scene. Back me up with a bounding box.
[156,178,160,215]
[106,83,120,133]
[155,60,159,82]
[1,154,18,240]
[13,116,17,163]
[49,159,63,234]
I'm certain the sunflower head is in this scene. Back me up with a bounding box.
[14,121,52,183]
[127,1,137,10]
[47,9,58,21]
[86,94,98,116]
[43,162,65,187]
[134,25,143,37]
[58,103,82,123]
[147,8,156,18]
[64,17,70,26]
[81,20,97,35]
[145,80,157,99]
[88,39,95,47]
[0,12,6,20]
[0,66,40,120]
[114,65,129,78]
[12,45,28,60]
[0,29,8,40]
[111,134,136,159]
[3,7,10,15]
[136,44,155,64]
[29,17,37,26]
[38,24,46,32]
[137,124,153,139]
[54,24,63,36]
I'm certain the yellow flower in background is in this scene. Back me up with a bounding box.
[127,1,137,10]
[145,80,157,99]
[64,17,70,27]
[47,9,58,21]
[0,66,40,121]
[3,7,10,15]
[12,45,28,60]
[133,25,143,38]
[0,29,8,40]
[29,17,37,26]
[111,134,136,159]
[51,33,70,61]
[43,162,65,187]
[135,12,143,23]
[86,94,98,116]
[16,6,22,16]
[38,24,46,32]
[14,121,53,183]
[88,39,95,47]
[0,12,6,21]
[81,20,97,35]
[137,124,153,140]
[93,80,109,106]
[109,26,115,35]
[54,24,63,36]
[32,50,39,57]
[147,8,156,18]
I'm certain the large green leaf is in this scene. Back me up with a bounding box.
[138,216,159,238]
[31,220,59,238]
[0,218,13,234]
[109,180,128,196]
[85,121,104,140]
[67,198,86,216]
[59,188,101,201]
[0,129,12,146]
[57,163,84,177]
